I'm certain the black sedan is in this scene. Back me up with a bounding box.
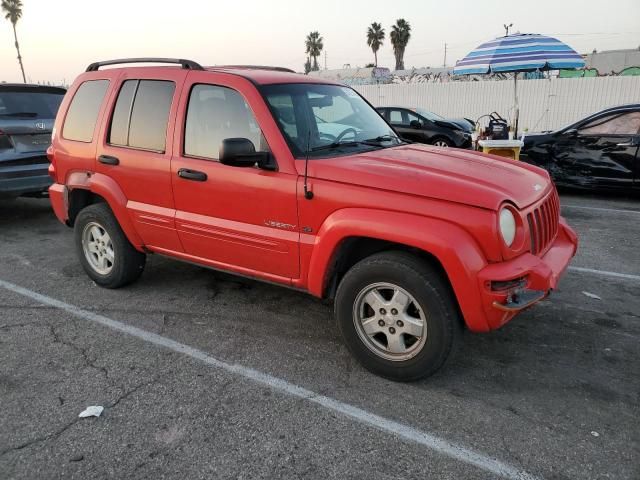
[520,104,640,192]
[377,107,473,148]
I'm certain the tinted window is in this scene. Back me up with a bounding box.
[63,80,109,142]
[127,80,175,151]
[406,111,422,126]
[185,84,266,160]
[0,89,64,118]
[108,80,138,146]
[579,111,640,135]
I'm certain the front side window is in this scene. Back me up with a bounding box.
[406,111,423,126]
[262,83,401,158]
[63,80,109,142]
[184,84,266,160]
[108,80,175,152]
[579,111,640,136]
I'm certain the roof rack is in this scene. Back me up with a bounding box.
[214,65,296,73]
[86,58,204,72]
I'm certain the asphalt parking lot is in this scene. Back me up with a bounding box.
[1,192,638,480]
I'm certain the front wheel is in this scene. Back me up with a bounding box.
[431,137,452,148]
[335,251,462,381]
[74,203,146,288]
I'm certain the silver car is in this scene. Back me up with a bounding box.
[0,84,66,198]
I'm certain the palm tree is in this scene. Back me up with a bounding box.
[390,18,411,71]
[2,0,26,83]
[366,22,385,67]
[305,31,323,71]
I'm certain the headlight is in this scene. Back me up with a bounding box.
[499,208,516,247]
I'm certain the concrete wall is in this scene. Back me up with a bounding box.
[354,76,640,132]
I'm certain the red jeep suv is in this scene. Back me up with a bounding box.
[48,58,578,380]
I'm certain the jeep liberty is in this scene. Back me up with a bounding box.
[48,58,578,380]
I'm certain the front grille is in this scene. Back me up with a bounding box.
[527,190,560,255]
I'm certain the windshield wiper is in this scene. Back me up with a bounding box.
[310,140,362,152]
[361,134,402,146]
[0,112,39,118]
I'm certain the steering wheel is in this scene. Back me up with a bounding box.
[319,132,336,142]
[334,127,358,143]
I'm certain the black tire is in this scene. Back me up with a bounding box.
[74,203,146,288]
[430,136,453,147]
[335,251,462,381]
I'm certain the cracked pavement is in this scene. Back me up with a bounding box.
[0,194,639,480]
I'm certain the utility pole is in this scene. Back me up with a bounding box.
[504,23,513,36]
[443,43,447,68]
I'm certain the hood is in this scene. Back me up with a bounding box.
[307,144,551,211]
[449,118,475,132]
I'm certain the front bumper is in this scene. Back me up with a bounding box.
[477,217,578,330]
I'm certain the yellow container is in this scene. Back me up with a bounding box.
[477,140,524,160]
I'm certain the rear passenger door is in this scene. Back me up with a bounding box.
[96,70,188,251]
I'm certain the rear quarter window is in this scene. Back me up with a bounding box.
[62,80,110,142]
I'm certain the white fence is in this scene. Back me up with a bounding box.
[354,77,640,132]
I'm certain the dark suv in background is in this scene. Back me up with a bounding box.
[377,106,473,148]
[0,84,66,198]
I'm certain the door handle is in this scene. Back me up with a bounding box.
[178,168,207,181]
[616,141,637,147]
[98,155,119,165]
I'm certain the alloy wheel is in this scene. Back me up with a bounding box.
[353,282,427,361]
[82,222,115,275]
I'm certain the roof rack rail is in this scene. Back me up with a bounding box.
[215,65,296,73]
[86,58,204,72]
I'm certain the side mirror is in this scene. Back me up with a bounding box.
[565,128,578,137]
[219,138,275,170]
[409,119,422,129]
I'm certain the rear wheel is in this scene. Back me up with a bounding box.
[335,251,462,381]
[74,203,145,288]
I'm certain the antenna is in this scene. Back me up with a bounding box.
[443,43,447,68]
[303,130,314,200]
[503,23,513,36]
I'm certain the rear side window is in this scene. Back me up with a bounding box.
[108,80,175,152]
[63,80,109,142]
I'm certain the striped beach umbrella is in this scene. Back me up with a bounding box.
[453,34,585,136]
[453,33,585,75]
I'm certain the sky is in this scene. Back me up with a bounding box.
[1,0,639,84]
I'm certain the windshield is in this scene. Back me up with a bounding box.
[415,108,444,122]
[0,90,65,118]
[262,83,402,158]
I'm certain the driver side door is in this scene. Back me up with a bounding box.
[171,77,300,281]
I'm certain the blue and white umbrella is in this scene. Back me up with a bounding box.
[453,34,585,136]
[453,33,584,75]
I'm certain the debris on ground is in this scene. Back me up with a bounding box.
[78,406,104,418]
[582,291,602,300]
[591,431,600,437]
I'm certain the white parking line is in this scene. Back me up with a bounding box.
[0,278,539,480]
[561,204,640,215]
[568,266,640,282]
